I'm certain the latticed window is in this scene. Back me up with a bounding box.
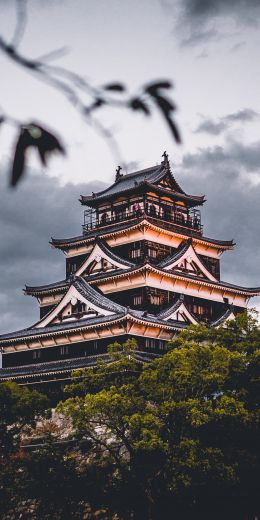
[129,241,142,259]
[130,249,141,258]
[32,350,41,360]
[158,341,166,351]
[149,290,164,305]
[60,345,69,355]
[133,294,142,306]
[145,338,157,349]
[148,248,157,258]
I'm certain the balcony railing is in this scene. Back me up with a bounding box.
[83,208,203,236]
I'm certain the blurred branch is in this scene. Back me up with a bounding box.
[0,2,181,186]
[12,0,28,48]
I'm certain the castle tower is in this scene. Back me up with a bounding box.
[1,154,259,389]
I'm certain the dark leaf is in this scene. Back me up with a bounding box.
[145,81,172,96]
[146,89,181,144]
[161,112,181,144]
[11,128,34,187]
[103,83,126,92]
[0,115,5,125]
[11,123,65,187]
[129,98,150,116]
[31,124,65,166]
[154,95,176,113]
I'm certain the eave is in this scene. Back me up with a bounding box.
[89,263,260,299]
[80,181,205,208]
[0,312,182,349]
[51,219,234,253]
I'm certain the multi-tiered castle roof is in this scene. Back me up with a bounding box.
[1,154,259,389]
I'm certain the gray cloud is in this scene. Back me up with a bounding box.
[176,139,260,293]
[170,0,260,46]
[194,108,259,135]
[0,168,106,333]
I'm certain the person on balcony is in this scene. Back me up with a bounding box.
[194,215,200,229]
[187,214,192,227]
[149,202,156,217]
[133,202,142,217]
[163,206,171,221]
[100,212,108,224]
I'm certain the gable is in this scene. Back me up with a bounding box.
[156,171,184,194]
[35,283,114,329]
[76,242,131,277]
[163,244,217,282]
[162,302,198,325]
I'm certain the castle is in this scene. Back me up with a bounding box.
[1,153,259,391]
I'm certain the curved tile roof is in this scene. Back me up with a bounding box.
[0,351,161,380]
[25,240,135,295]
[80,163,204,205]
[89,264,260,296]
[95,238,136,268]
[51,219,234,250]
[25,279,68,295]
[210,307,235,327]
[72,276,126,314]
[157,297,185,320]
[0,303,189,344]
[0,312,126,343]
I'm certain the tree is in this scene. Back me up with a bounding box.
[0,381,49,516]
[0,380,49,455]
[59,313,260,520]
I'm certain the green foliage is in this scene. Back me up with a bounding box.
[0,382,49,516]
[0,381,49,455]
[65,338,143,397]
[1,314,259,519]
[59,314,260,518]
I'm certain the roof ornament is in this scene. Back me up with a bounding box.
[161,150,170,169]
[115,165,123,182]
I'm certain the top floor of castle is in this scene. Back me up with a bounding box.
[80,154,205,238]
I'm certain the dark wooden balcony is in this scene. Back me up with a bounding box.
[82,208,203,237]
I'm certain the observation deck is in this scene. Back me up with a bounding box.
[82,206,203,238]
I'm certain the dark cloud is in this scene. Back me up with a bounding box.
[194,109,259,135]
[0,168,106,333]
[176,139,260,295]
[170,0,260,46]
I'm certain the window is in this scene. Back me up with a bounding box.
[158,340,165,351]
[148,248,157,258]
[130,248,141,259]
[101,259,108,270]
[145,338,156,349]
[32,350,41,360]
[60,345,69,355]
[133,295,142,306]
[150,294,163,305]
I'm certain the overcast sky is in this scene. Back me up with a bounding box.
[1,0,260,333]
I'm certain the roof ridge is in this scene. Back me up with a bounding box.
[72,276,126,314]
[25,279,68,293]
[157,239,191,268]
[95,238,136,267]
[80,164,164,202]
[117,164,162,181]
[157,297,184,319]
[210,306,233,327]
